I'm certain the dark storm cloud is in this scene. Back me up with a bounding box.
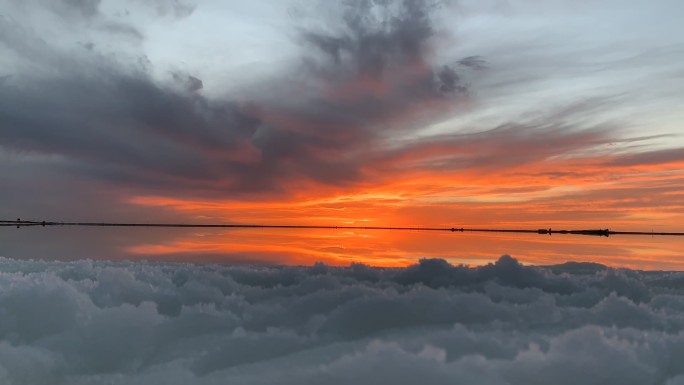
[0,0,482,200]
[302,0,437,77]
[1,0,665,213]
[3,256,684,383]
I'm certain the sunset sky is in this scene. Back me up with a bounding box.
[1,0,683,266]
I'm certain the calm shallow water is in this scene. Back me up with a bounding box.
[1,226,683,270]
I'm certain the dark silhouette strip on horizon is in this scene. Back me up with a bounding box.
[2,219,683,237]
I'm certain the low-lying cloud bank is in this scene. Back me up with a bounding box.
[2,256,684,384]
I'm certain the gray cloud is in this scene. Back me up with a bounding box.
[55,0,101,18]
[149,0,196,19]
[1,0,681,225]
[376,119,615,173]
[0,0,483,203]
[302,0,442,79]
[2,256,684,384]
[607,147,684,167]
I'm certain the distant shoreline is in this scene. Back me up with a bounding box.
[3,219,683,237]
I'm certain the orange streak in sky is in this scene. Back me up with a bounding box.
[126,146,684,269]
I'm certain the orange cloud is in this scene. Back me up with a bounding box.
[126,142,684,269]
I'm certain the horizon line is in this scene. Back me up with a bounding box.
[2,219,683,237]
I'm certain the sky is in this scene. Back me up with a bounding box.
[3,4,684,381]
[1,0,684,266]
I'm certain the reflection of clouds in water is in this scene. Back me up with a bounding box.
[126,229,684,270]
[3,227,684,269]
[2,256,684,384]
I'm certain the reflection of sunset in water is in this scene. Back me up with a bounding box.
[125,228,684,270]
[120,169,684,270]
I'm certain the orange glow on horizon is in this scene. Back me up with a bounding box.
[124,143,684,269]
[128,153,684,230]
[126,228,684,271]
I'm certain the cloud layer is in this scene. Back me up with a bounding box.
[3,256,684,384]
[0,0,480,198]
[4,1,681,226]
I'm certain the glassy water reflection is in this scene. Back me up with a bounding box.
[2,226,683,270]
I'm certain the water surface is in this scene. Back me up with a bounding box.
[2,226,683,270]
